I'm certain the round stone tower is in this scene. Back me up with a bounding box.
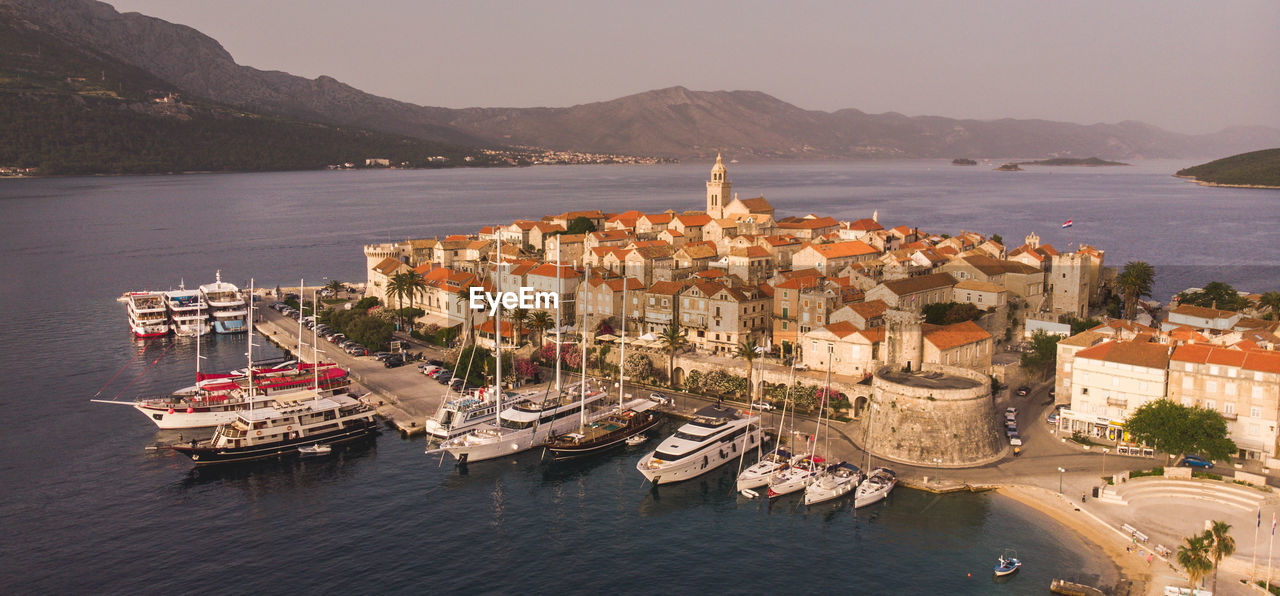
[863,364,1005,467]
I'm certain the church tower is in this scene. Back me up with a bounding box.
[706,153,731,219]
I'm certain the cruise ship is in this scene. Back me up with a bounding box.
[200,271,247,334]
[636,405,762,485]
[169,390,378,465]
[164,286,209,336]
[125,291,170,338]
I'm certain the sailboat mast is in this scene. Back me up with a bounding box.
[494,230,503,428]
[618,278,627,410]
[313,288,320,405]
[247,278,255,413]
[297,278,304,366]
[579,268,589,430]
[554,243,562,394]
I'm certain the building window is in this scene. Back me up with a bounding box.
[1252,406,1263,418]
[1206,400,1216,411]
[1182,376,1194,390]
[1225,402,1236,416]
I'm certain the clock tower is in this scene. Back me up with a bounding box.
[706,153,731,219]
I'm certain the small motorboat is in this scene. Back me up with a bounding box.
[994,549,1021,577]
[298,443,332,457]
[625,434,648,447]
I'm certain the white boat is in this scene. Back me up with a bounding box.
[164,286,210,336]
[636,405,762,485]
[298,443,332,457]
[993,549,1021,577]
[424,389,527,440]
[737,448,794,491]
[804,462,864,506]
[200,270,247,334]
[625,434,649,447]
[853,467,896,508]
[125,291,170,338]
[434,383,621,463]
[766,454,823,498]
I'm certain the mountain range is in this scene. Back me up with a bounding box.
[6,0,1280,164]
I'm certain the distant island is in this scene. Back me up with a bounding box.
[995,163,1023,172]
[951,158,978,166]
[1016,157,1129,167]
[1175,148,1280,189]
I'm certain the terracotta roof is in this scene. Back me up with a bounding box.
[803,241,879,259]
[590,229,632,242]
[730,246,771,258]
[924,320,992,351]
[1076,340,1170,369]
[848,299,889,319]
[778,216,839,230]
[628,245,676,260]
[775,276,825,290]
[694,269,727,279]
[857,328,886,343]
[604,277,645,292]
[955,280,1007,294]
[956,254,1039,276]
[531,222,565,234]
[1170,304,1240,320]
[510,220,539,231]
[674,214,712,226]
[661,229,685,237]
[640,213,673,225]
[372,257,405,275]
[879,272,959,296]
[1059,329,1109,348]
[734,197,774,213]
[646,281,685,295]
[677,244,718,260]
[819,321,860,339]
[844,218,883,232]
[760,235,801,247]
[527,263,582,279]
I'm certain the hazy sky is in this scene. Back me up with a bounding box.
[105,0,1280,134]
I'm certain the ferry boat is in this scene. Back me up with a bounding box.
[433,382,620,464]
[636,405,762,485]
[164,287,209,336]
[423,389,528,441]
[200,271,247,334]
[853,467,897,508]
[169,390,378,465]
[545,402,663,460]
[125,291,170,338]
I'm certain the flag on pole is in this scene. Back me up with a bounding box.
[1061,219,1074,229]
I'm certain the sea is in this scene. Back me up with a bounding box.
[2,160,1276,594]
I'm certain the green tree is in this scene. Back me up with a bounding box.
[386,271,426,331]
[1115,261,1155,319]
[735,336,761,400]
[1261,291,1280,320]
[1123,399,1237,462]
[1069,317,1102,335]
[659,323,688,386]
[1019,330,1061,380]
[528,310,553,348]
[1177,281,1248,312]
[1205,521,1235,594]
[508,306,530,346]
[325,279,344,297]
[990,234,1004,245]
[1176,533,1213,595]
[566,216,597,235]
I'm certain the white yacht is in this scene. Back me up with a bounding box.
[125,291,170,338]
[853,468,897,508]
[736,448,793,492]
[423,389,530,441]
[804,462,864,506]
[766,453,822,498]
[200,270,247,334]
[164,286,209,336]
[433,381,622,464]
[636,405,762,485]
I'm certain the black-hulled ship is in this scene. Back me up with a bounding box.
[169,390,378,465]
[545,406,662,460]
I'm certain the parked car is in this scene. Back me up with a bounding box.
[421,365,442,376]
[1009,436,1023,446]
[753,402,776,411]
[1179,455,1214,469]
[1015,386,1030,397]
[371,352,393,361]
[383,355,407,368]
[1046,412,1060,425]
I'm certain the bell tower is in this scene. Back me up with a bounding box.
[706,153,731,219]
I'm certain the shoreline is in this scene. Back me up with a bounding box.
[997,484,1152,594]
[1173,174,1280,190]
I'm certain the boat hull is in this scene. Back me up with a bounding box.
[170,419,378,465]
[853,482,895,508]
[637,426,762,485]
[136,404,241,429]
[546,413,662,460]
[212,319,247,334]
[441,415,580,463]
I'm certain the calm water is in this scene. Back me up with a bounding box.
[2,160,1275,593]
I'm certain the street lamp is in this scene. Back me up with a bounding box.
[932,457,942,484]
[1057,466,1066,494]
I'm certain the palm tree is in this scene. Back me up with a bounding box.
[1115,261,1155,320]
[387,271,427,331]
[528,310,553,348]
[508,307,530,346]
[1176,533,1213,595]
[1261,291,1280,320]
[735,336,761,400]
[1205,521,1235,594]
[659,323,687,386]
[325,279,344,297]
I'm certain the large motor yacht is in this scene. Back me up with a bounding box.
[125,291,170,338]
[164,287,209,337]
[636,405,762,485]
[200,271,247,334]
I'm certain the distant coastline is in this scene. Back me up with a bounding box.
[1016,157,1129,167]
[1174,148,1280,189]
[1173,175,1280,190]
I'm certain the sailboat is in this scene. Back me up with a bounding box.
[546,276,663,459]
[803,360,863,506]
[737,354,800,493]
[766,353,832,499]
[430,236,625,464]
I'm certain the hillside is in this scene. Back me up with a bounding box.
[7,0,1280,162]
[0,5,489,175]
[1016,157,1128,166]
[1175,148,1280,188]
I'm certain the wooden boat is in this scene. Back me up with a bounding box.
[546,407,662,459]
[994,549,1021,577]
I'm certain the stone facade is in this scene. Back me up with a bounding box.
[864,364,1003,467]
